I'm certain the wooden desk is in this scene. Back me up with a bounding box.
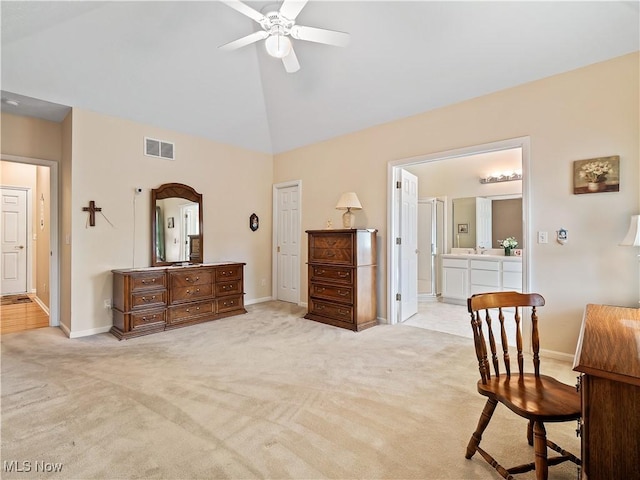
[573,304,640,479]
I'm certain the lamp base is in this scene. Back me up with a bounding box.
[342,209,354,229]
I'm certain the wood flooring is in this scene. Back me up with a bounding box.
[0,294,49,334]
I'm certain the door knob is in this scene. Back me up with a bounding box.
[15,245,24,250]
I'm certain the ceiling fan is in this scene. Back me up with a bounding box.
[219,0,350,73]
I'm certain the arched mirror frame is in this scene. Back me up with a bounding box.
[151,183,203,266]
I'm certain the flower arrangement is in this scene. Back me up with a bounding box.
[579,160,613,184]
[499,237,518,249]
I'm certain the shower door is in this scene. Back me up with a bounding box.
[418,198,445,297]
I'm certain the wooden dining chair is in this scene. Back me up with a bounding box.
[465,292,581,480]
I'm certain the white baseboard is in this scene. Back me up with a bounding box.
[68,325,112,339]
[540,348,575,363]
[299,301,308,308]
[32,295,50,316]
[377,316,388,324]
[58,322,71,338]
[245,296,273,306]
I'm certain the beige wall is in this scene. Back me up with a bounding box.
[67,108,273,335]
[274,52,639,356]
[1,113,62,161]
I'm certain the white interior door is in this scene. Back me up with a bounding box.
[276,184,300,303]
[476,196,492,249]
[1,188,28,295]
[400,169,418,321]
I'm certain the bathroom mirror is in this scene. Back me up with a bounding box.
[452,194,523,249]
[151,183,203,266]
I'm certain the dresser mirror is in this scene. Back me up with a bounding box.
[151,183,203,266]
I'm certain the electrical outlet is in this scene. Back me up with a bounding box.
[104,299,111,309]
[538,231,548,244]
[260,278,267,286]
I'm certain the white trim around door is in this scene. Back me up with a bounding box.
[387,137,531,332]
[1,154,60,327]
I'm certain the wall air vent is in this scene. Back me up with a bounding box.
[144,137,175,160]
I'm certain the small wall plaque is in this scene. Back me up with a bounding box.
[250,213,259,232]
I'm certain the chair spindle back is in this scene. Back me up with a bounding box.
[467,292,545,384]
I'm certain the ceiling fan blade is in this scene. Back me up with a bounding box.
[290,25,350,47]
[282,47,300,73]
[220,0,266,24]
[219,30,269,51]
[279,0,308,21]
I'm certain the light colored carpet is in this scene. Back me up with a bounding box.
[1,301,580,479]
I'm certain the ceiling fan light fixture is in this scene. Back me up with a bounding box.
[265,34,292,58]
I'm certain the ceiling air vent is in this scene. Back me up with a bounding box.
[144,137,175,160]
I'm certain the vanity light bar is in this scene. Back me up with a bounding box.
[480,172,522,184]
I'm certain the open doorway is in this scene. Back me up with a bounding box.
[0,156,59,331]
[388,137,530,340]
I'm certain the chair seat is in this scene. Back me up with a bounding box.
[477,373,581,422]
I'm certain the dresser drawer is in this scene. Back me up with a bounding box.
[171,284,214,303]
[131,272,166,291]
[310,283,353,304]
[131,290,167,310]
[309,265,353,285]
[217,295,244,313]
[216,280,242,296]
[308,299,354,324]
[131,309,166,330]
[216,265,242,281]
[169,269,213,288]
[168,300,214,324]
[312,234,352,249]
[310,247,353,264]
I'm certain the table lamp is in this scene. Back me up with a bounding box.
[335,192,362,228]
[620,214,640,304]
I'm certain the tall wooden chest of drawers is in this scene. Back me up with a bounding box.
[305,229,377,331]
[111,262,246,340]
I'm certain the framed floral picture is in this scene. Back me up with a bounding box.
[573,155,620,194]
[457,223,468,234]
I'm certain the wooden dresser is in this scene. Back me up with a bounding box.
[111,262,246,340]
[573,303,640,479]
[305,229,377,331]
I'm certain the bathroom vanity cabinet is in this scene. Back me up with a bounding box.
[441,254,522,304]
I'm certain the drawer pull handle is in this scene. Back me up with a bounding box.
[337,272,349,278]
[326,251,335,257]
[338,290,348,296]
[317,287,325,293]
[186,309,190,313]
[186,289,200,295]
[141,315,157,322]
[317,304,325,310]
[141,295,156,302]
[141,278,156,284]
[338,309,348,316]
[316,269,325,275]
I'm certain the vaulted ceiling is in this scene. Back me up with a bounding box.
[2,1,638,154]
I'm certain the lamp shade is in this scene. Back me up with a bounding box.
[621,215,640,246]
[335,192,362,210]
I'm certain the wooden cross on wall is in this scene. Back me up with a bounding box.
[82,200,102,227]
